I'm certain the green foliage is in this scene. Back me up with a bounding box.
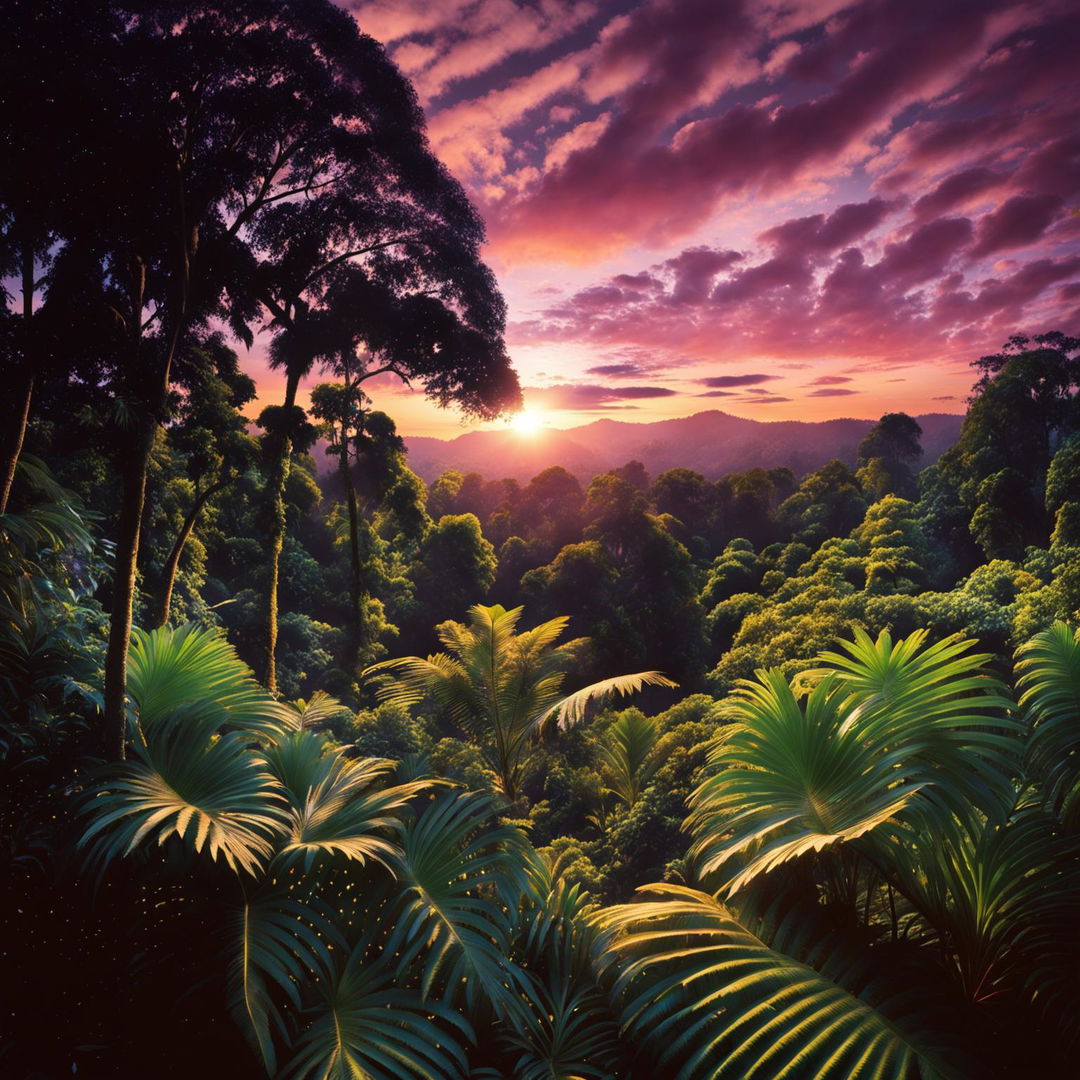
[594,884,955,1080]
[598,708,660,809]
[857,412,923,499]
[776,459,866,546]
[1016,622,1080,823]
[412,513,497,629]
[692,630,1017,895]
[366,604,674,801]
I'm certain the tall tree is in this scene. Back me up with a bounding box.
[936,331,1080,559]
[154,337,258,628]
[7,0,519,750]
[856,412,923,499]
[0,1,120,513]
[239,113,520,691]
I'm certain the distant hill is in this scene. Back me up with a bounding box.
[399,410,964,484]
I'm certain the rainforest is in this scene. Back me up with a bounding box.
[2,2,1079,1078]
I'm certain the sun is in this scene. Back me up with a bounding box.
[510,409,545,436]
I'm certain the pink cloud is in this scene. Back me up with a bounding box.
[969,193,1065,258]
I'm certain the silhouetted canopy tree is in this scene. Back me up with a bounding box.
[0,0,124,514]
[6,0,520,740]
[857,412,923,499]
[220,29,520,692]
[938,331,1079,560]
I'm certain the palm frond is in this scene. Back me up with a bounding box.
[364,653,482,734]
[689,672,923,894]
[128,623,292,738]
[810,628,1020,817]
[1016,622,1080,823]
[540,671,677,730]
[264,730,427,872]
[883,806,1080,1009]
[283,926,473,1080]
[600,709,661,808]
[593,884,959,1080]
[289,689,352,730]
[79,703,287,876]
[228,889,341,1073]
[386,790,536,1017]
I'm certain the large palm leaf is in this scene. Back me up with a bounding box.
[691,630,1017,895]
[539,670,678,730]
[79,700,287,875]
[810,628,1020,816]
[262,729,429,872]
[1015,621,1080,824]
[689,673,927,895]
[283,920,473,1080]
[385,790,537,1018]
[228,888,342,1074]
[128,623,293,739]
[593,884,958,1080]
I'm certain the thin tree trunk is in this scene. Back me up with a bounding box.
[102,155,196,758]
[103,236,188,758]
[103,417,155,759]
[0,242,36,515]
[156,478,228,628]
[341,419,367,670]
[262,372,299,695]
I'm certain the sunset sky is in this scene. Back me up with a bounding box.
[259,0,1080,436]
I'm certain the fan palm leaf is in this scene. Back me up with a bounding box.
[79,701,287,875]
[385,790,537,1017]
[593,884,958,1080]
[1015,621,1080,823]
[883,806,1080,1007]
[692,630,1018,895]
[283,923,473,1080]
[491,870,623,1080]
[263,729,429,872]
[809,628,1020,816]
[690,673,927,895]
[128,623,293,739]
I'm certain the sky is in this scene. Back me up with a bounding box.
[263,0,1080,437]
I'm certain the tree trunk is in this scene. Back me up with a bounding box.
[0,242,36,515]
[156,478,228,628]
[341,423,367,671]
[102,241,188,758]
[262,373,299,695]
[103,417,155,759]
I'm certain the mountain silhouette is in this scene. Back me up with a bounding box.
[398,410,963,483]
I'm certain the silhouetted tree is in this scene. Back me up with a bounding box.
[857,412,923,499]
[155,337,258,628]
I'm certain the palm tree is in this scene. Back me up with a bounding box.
[598,708,661,810]
[79,622,544,1079]
[590,626,1080,1078]
[364,603,676,802]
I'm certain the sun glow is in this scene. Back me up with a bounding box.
[509,409,546,436]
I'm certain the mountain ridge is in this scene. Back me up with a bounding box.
[399,409,964,483]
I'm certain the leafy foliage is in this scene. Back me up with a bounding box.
[366,603,674,800]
